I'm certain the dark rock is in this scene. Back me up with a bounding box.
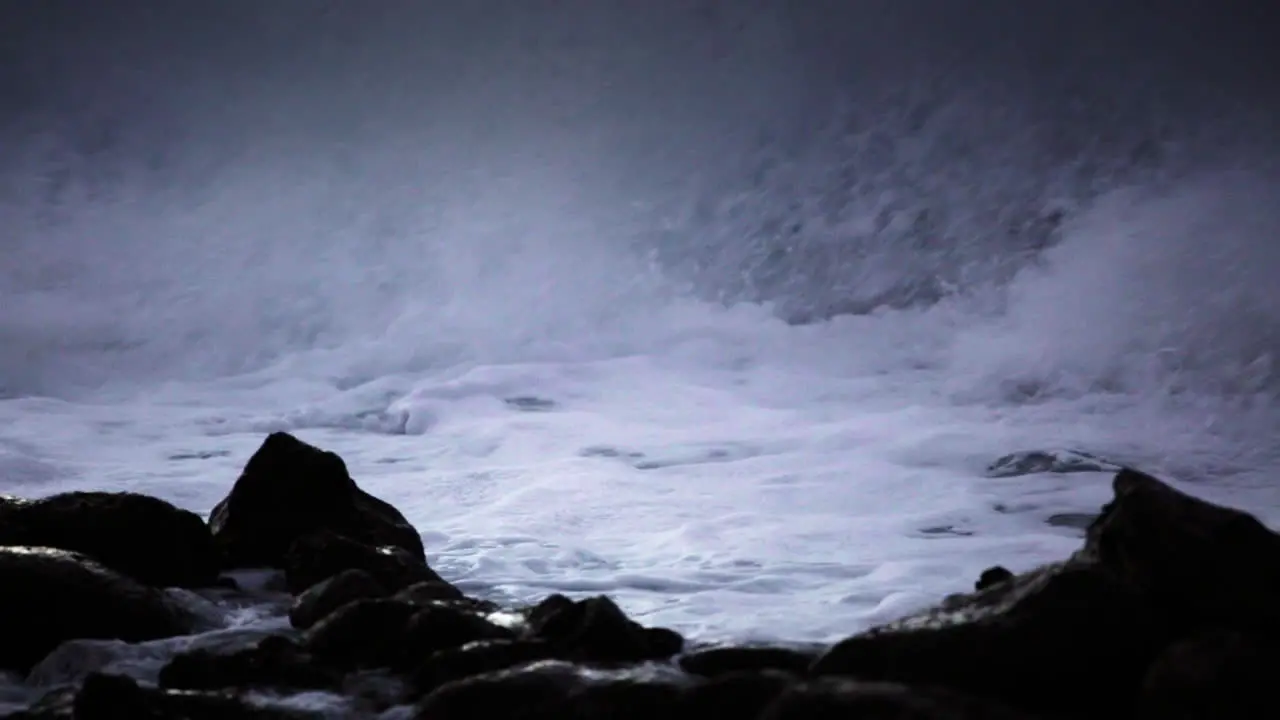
[560,678,685,719]
[975,566,1013,591]
[678,669,797,716]
[209,431,424,570]
[678,646,816,678]
[394,603,514,671]
[1139,629,1280,720]
[810,561,1164,715]
[289,568,388,630]
[303,598,418,670]
[527,594,684,664]
[412,661,586,720]
[1076,467,1280,633]
[759,677,1037,719]
[283,530,443,595]
[407,639,556,699]
[0,491,219,588]
[72,672,316,720]
[526,593,575,627]
[158,635,340,692]
[0,546,196,673]
[393,579,470,606]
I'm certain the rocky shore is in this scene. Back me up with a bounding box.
[0,430,1274,719]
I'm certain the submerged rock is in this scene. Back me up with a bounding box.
[0,491,220,588]
[74,672,316,720]
[158,635,341,693]
[985,449,1119,478]
[0,546,196,674]
[208,432,424,570]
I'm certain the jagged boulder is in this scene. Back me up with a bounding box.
[0,491,219,588]
[208,432,424,569]
[1075,467,1280,633]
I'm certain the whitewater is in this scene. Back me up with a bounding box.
[1,0,1278,694]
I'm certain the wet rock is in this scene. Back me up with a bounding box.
[526,594,684,664]
[283,530,444,595]
[678,646,816,678]
[0,546,196,673]
[678,669,797,716]
[0,491,219,588]
[303,598,419,670]
[1,686,75,720]
[414,660,688,720]
[414,660,585,720]
[986,449,1119,478]
[289,568,388,630]
[209,431,424,570]
[1076,467,1280,633]
[71,672,317,720]
[810,561,1164,715]
[393,579,471,607]
[158,635,340,692]
[1045,512,1097,531]
[393,602,514,671]
[560,677,685,719]
[1139,629,1279,720]
[974,566,1013,591]
[759,677,1036,719]
[406,639,555,699]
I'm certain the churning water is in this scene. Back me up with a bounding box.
[2,0,1278,657]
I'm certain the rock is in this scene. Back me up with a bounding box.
[974,566,1013,591]
[0,491,219,588]
[393,602,514,671]
[1045,512,1097,531]
[414,660,585,719]
[289,569,388,630]
[1,686,75,720]
[209,432,424,570]
[986,449,1119,478]
[406,639,555,699]
[678,670,797,716]
[810,561,1164,715]
[0,546,196,673]
[758,677,1037,719]
[1139,629,1279,720]
[413,660,687,720]
[393,579,471,607]
[1076,467,1280,633]
[303,598,419,670]
[561,677,685,719]
[158,635,341,693]
[678,646,816,678]
[526,594,684,665]
[71,672,317,720]
[283,530,443,595]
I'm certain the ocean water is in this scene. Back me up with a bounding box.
[1,0,1279,709]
